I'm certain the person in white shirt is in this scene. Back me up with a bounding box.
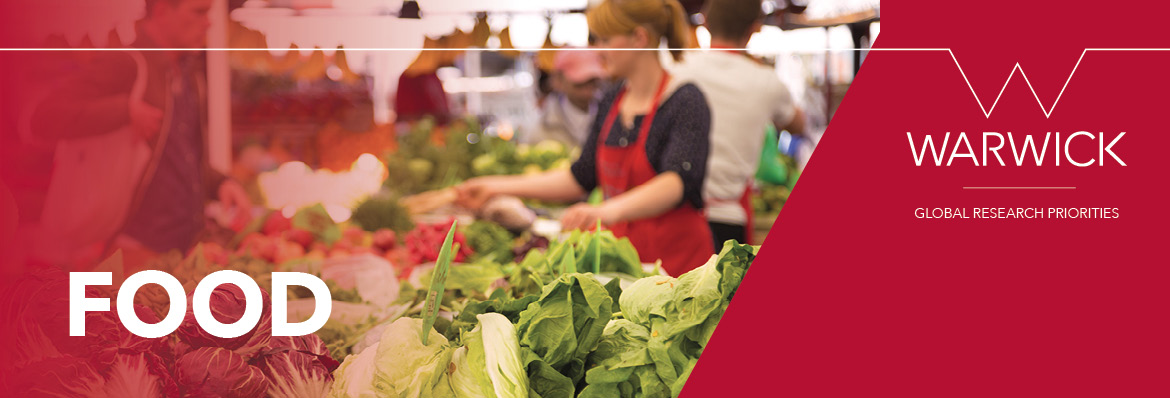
[527,50,606,148]
[672,0,805,250]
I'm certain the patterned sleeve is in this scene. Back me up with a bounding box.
[657,83,711,209]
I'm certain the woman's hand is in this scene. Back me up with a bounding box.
[455,177,501,211]
[218,179,253,227]
[560,202,618,231]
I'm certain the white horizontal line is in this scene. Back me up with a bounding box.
[0,47,902,51]
[4,46,1161,118]
[7,47,1170,51]
[959,186,1076,189]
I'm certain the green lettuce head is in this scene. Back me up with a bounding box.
[517,273,613,369]
[372,317,456,397]
[449,313,529,398]
[618,275,677,325]
[330,341,382,398]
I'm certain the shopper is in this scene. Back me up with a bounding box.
[32,0,251,267]
[457,0,714,276]
[526,50,606,148]
[672,0,804,250]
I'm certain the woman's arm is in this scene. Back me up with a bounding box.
[455,169,587,209]
[560,171,684,231]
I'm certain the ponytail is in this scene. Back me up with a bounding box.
[587,0,695,61]
[661,0,692,61]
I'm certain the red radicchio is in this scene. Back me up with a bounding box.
[11,355,107,397]
[251,334,341,398]
[83,304,174,370]
[176,347,271,398]
[102,352,181,398]
[177,284,272,359]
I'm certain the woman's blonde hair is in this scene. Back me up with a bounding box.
[587,0,693,61]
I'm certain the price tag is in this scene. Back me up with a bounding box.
[421,220,458,345]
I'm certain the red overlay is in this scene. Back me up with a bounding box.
[683,1,1170,396]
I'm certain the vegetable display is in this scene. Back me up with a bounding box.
[449,313,529,398]
[320,223,756,398]
[350,193,416,235]
[464,220,516,263]
[4,179,756,398]
[383,117,491,195]
[472,140,574,178]
[515,273,613,398]
[372,318,455,397]
[580,242,756,398]
[541,229,645,278]
[406,221,475,266]
[1,257,342,397]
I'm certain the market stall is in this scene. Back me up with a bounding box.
[1,0,875,396]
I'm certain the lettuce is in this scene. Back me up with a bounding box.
[578,320,670,398]
[449,289,538,340]
[515,273,613,397]
[581,241,757,397]
[330,341,381,398]
[618,275,676,325]
[420,262,507,296]
[371,317,456,397]
[449,313,529,398]
[517,273,612,370]
[547,230,643,277]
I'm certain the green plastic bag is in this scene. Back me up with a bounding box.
[755,125,788,185]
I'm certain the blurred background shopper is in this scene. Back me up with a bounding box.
[672,0,805,251]
[31,0,251,268]
[458,0,714,276]
[525,49,606,148]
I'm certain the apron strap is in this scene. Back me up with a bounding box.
[599,71,672,145]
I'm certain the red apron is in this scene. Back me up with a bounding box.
[708,183,756,245]
[596,72,714,276]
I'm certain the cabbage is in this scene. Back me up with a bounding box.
[331,317,456,397]
[176,347,271,397]
[351,321,390,356]
[449,313,529,398]
[372,317,456,397]
[253,335,340,398]
[330,341,381,398]
[618,275,676,325]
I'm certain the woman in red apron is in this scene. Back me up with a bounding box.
[456,0,714,275]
